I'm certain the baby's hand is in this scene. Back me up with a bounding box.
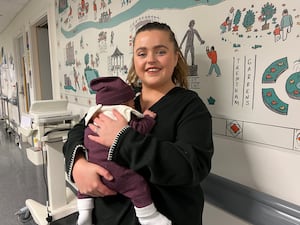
[143,109,156,119]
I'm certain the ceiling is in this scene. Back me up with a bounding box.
[0,0,30,34]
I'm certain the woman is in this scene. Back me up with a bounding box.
[63,22,214,225]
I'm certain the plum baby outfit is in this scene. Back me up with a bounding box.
[77,77,171,225]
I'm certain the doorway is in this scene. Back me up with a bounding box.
[30,15,53,100]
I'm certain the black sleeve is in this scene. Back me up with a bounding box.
[63,116,86,181]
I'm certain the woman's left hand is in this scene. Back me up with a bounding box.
[88,109,128,147]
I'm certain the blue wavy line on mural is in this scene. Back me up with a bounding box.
[61,0,223,38]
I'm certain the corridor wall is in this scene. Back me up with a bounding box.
[53,0,300,206]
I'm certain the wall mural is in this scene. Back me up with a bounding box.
[55,0,300,150]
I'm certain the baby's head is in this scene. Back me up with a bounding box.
[90,76,135,106]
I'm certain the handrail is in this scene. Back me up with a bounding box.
[202,173,300,225]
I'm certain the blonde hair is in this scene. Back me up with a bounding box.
[127,22,188,89]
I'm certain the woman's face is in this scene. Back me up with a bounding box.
[133,29,178,90]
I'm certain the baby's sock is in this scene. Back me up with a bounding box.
[134,203,172,225]
[77,198,94,225]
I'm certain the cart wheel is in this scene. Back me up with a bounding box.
[16,207,34,224]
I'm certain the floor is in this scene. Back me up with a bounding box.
[0,120,77,225]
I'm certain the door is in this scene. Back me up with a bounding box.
[31,15,53,101]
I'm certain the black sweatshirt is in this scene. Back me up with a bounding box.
[63,87,214,225]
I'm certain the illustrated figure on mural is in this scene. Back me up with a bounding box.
[89,53,100,68]
[64,5,73,26]
[180,19,205,76]
[95,53,100,67]
[110,31,114,46]
[78,0,89,19]
[180,19,205,66]
[273,24,281,42]
[206,46,221,77]
[280,9,293,41]
[227,7,235,31]
[81,75,87,92]
[80,35,84,49]
[100,0,107,10]
[122,0,132,7]
[93,0,97,20]
[73,66,80,90]
[220,16,230,34]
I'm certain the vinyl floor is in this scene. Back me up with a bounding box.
[0,120,77,225]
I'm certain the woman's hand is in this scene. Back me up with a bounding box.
[73,155,117,197]
[88,109,128,147]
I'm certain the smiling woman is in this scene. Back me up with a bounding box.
[63,21,213,225]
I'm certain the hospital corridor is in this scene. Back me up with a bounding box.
[1,0,300,225]
[0,119,45,225]
[0,119,77,225]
